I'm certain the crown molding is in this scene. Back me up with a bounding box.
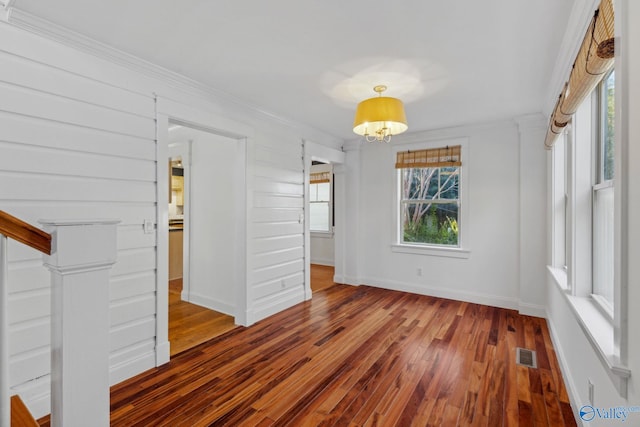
[6,8,343,146]
[544,0,600,118]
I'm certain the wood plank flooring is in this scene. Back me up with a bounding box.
[310,264,336,292]
[168,279,237,356]
[103,284,575,426]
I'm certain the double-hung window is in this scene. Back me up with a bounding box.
[592,69,615,313]
[309,168,332,233]
[396,146,461,247]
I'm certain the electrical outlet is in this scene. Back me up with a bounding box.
[417,268,422,276]
[281,280,286,289]
[588,379,594,405]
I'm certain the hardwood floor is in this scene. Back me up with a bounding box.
[311,264,336,292]
[102,284,575,426]
[168,279,237,356]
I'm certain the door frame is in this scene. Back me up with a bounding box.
[155,96,253,366]
[303,141,345,299]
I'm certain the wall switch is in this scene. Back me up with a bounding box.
[143,219,154,234]
[281,280,286,289]
[417,268,423,276]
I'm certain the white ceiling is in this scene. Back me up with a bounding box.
[11,0,575,141]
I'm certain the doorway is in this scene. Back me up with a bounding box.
[303,142,345,298]
[166,124,239,356]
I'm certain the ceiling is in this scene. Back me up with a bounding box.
[10,0,575,141]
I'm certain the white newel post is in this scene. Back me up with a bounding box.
[40,219,119,427]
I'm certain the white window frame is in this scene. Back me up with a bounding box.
[548,72,630,396]
[391,137,469,259]
[309,164,333,236]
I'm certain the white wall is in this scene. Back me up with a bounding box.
[0,17,340,417]
[543,1,640,425]
[341,121,546,313]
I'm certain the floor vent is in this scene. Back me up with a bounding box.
[516,347,537,368]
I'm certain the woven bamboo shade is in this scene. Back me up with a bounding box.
[395,145,462,169]
[544,0,615,148]
[310,171,331,184]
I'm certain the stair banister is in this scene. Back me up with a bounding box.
[0,211,119,427]
[0,212,51,427]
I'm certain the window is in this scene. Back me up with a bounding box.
[592,69,615,312]
[309,168,332,232]
[396,146,461,247]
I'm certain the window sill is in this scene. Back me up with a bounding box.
[311,231,334,239]
[391,244,470,259]
[547,266,630,397]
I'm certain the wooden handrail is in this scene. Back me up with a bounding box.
[0,211,51,255]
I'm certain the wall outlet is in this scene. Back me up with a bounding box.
[417,268,422,276]
[281,280,286,289]
[588,379,594,405]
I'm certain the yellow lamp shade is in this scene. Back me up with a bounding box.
[353,96,408,138]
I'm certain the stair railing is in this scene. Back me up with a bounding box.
[0,211,51,427]
[0,211,119,427]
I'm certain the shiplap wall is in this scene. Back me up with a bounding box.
[0,17,342,418]
[249,131,306,322]
[0,24,157,414]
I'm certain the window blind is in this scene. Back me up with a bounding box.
[310,171,331,184]
[544,0,614,148]
[395,145,461,169]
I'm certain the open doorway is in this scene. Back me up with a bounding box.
[166,124,239,356]
[304,142,345,297]
[309,161,336,293]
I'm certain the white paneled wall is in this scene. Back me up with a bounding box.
[249,132,305,322]
[0,16,341,417]
[0,23,156,415]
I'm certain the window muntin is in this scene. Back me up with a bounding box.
[400,166,460,246]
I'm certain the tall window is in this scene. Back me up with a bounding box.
[592,69,615,311]
[309,169,332,232]
[397,146,461,246]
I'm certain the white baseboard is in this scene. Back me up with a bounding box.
[545,312,582,426]
[110,350,156,385]
[310,258,334,267]
[360,276,520,311]
[186,292,235,317]
[251,287,305,323]
[518,302,547,318]
[334,275,360,286]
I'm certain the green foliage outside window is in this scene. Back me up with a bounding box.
[401,167,460,246]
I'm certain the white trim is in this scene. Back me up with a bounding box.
[390,244,470,259]
[360,276,520,311]
[547,265,630,397]
[155,111,170,366]
[545,313,582,425]
[303,141,345,301]
[185,292,236,317]
[155,96,252,367]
